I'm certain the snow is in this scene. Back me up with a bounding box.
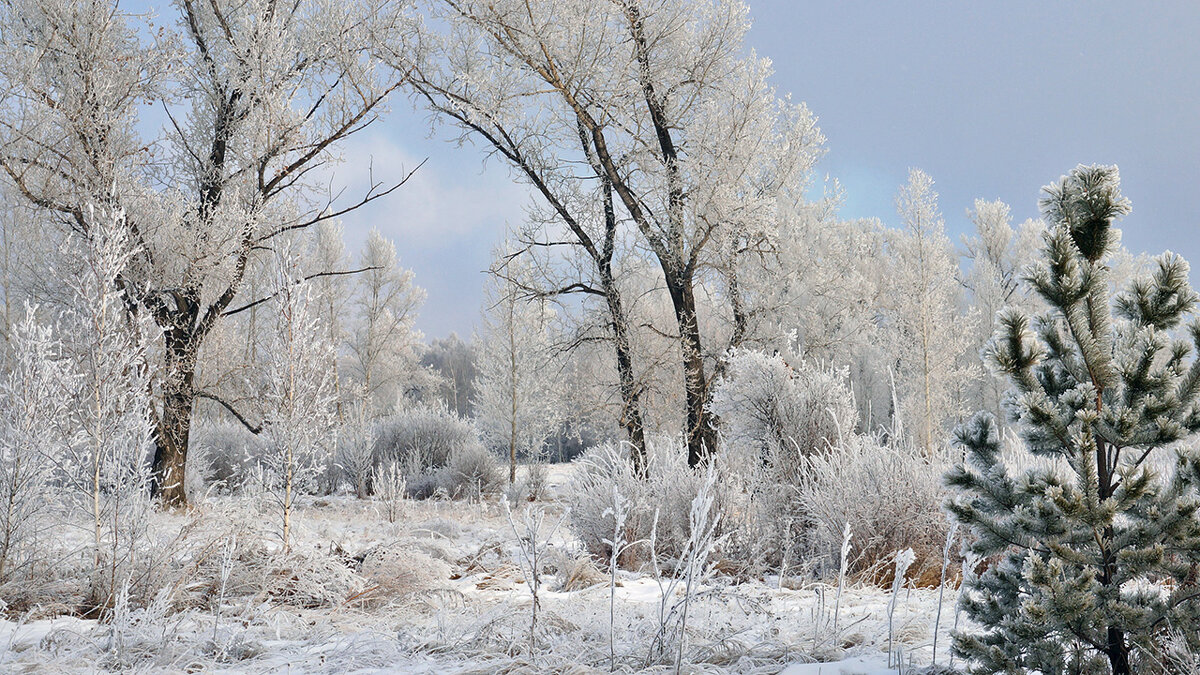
[779,657,892,674]
[0,463,963,673]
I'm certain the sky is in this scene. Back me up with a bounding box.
[131,1,1200,340]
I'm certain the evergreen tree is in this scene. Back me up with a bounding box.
[947,164,1200,674]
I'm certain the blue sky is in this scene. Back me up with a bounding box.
[127,1,1200,339]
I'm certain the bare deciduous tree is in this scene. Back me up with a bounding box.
[401,0,820,466]
[0,0,419,506]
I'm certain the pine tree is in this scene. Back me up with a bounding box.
[947,164,1200,674]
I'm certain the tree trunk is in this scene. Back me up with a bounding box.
[151,325,196,508]
[663,268,716,467]
[1107,625,1130,674]
[603,275,649,477]
[509,298,518,485]
[1095,435,1129,674]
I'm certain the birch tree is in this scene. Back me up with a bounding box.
[887,170,975,454]
[475,250,562,484]
[259,253,337,551]
[60,207,157,607]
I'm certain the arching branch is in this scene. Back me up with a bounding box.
[222,266,381,317]
[196,391,262,435]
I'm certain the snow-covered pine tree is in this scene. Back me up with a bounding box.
[947,164,1200,674]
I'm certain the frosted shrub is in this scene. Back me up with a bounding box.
[355,546,451,607]
[441,441,501,500]
[797,432,950,579]
[190,422,267,494]
[337,396,374,498]
[710,348,858,572]
[0,310,71,585]
[372,461,406,523]
[710,347,856,462]
[373,403,476,469]
[509,460,549,503]
[566,437,705,569]
[372,404,499,500]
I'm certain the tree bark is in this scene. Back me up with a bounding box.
[663,267,717,466]
[603,274,648,477]
[150,321,197,508]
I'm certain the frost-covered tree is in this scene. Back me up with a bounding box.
[961,200,1045,428]
[421,334,478,419]
[0,308,71,583]
[259,254,338,551]
[0,202,21,355]
[304,222,354,414]
[887,170,975,454]
[0,0,418,506]
[474,252,563,484]
[730,197,893,431]
[60,207,157,606]
[402,0,822,467]
[947,165,1200,674]
[347,229,425,414]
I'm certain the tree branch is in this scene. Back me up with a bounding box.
[222,266,381,317]
[196,391,262,435]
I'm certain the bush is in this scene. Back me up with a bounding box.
[372,405,500,500]
[439,441,502,500]
[336,402,374,498]
[796,432,950,581]
[373,404,476,470]
[189,422,268,494]
[710,348,857,463]
[709,350,860,575]
[567,352,951,583]
[565,437,706,571]
[354,545,452,607]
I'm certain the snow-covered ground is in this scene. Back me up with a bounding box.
[0,464,961,673]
